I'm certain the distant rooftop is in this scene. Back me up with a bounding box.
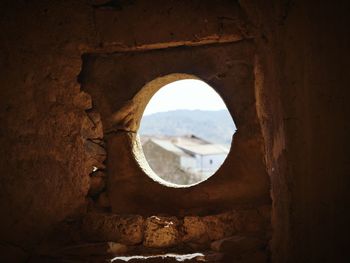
[175,143,229,155]
[142,135,230,156]
[149,139,189,156]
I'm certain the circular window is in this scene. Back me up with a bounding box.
[136,77,236,187]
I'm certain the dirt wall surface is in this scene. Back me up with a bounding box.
[0,1,250,261]
[79,41,270,216]
[0,0,349,262]
[240,0,350,262]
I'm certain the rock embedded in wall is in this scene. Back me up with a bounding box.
[82,213,144,245]
[81,115,104,140]
[182,216,209,245]
[85,140,106,170]
[80,207,270,249]
[73,91,92,110]
[86,110,104,139]
[202,212,237,241]
[143,216,180,248]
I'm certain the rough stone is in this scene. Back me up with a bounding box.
[85,140,106,157]
[202,212,237,241]
[86,157,106,172]
[90,170,106,177]
[143,216,180,248]
[90,138,105,147]
[182,216,209,244]
[87,111,104,139]
[82,213,144,245]
[85,140,107,172]
[87,111,102,126]
[81,114,103,139]
[73,91,92,110]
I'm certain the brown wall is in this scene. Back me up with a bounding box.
[80,41,270,216]
[241,0,350,262]
[0,0,349,262]
[0,1,250,260]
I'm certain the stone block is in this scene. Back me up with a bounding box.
[202,212,237,241]
[182,216,209,244]
[90,170,106,177]
[85,140,107,172]
[73,91,92,110]
[81,114,103,139]
[143,216,180,248]
[85,140,106,156]
[82,213,144,245]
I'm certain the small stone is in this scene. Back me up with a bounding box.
[143,216,180,248]
[86,157,106,173]
[182,216,209,244]
[81,115,103,139]
[73,91,92,110]
[202,212,237,241]
[87,111,102,126]
[90,170,106,177]
[82,213,144,245]
[90,138,105,146]
[85,140,106,172]
[81,115,95,138]
[85,140,106,156]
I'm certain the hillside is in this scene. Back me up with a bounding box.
[138,110,236,145]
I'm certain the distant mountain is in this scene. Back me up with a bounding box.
[138,110,236,145]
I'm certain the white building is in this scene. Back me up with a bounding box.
[174,142,230,176]
[142,135,230,181]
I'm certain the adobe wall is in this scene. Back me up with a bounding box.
[0,1,259,261]
[0,0,349,262]
[241,1,350,262]
[79,40,270,216]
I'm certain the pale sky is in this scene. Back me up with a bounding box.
[143,79,227,115]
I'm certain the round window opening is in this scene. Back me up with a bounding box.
[137,78,236,187]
